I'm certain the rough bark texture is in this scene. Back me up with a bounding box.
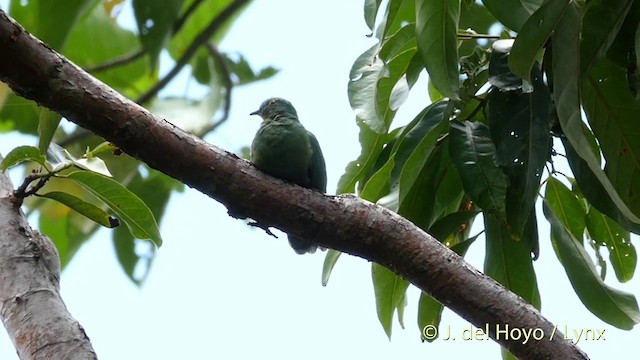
[0,10,589,360]
[0,164,97,359]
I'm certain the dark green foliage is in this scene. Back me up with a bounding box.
[330,0,640,345]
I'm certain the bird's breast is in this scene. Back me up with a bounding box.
[251,122,313,186]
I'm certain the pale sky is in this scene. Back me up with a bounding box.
[0,1,638,359]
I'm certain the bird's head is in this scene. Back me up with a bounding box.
[250,97,298,121]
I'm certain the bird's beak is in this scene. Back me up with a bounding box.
[250,109,260,116]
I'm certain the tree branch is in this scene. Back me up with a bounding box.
[0,11,589,360]
[135,0,250,105]
[0,158,97,360]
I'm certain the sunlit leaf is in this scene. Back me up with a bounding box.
[586,207,636,283]
[415,0,460,100]
[0,145,46,171]
[544,178,640,329]
[67,171,163,247]
[39,191,118,228]
[372,263,410,339]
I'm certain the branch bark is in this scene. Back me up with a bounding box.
[0,11,589,360]
[0,163,97,359]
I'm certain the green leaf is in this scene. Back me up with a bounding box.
[398,139,451,229]
[67,171,163,247]
[113,170,174,284]
[372,263,410,339]
[415,0,460,100]
[0,94,41,135]
[552,3,640,227]
[37,109,62,154]
[481,0,543,32]
[132,0,184,69]
[364,0,383,31]
[398,101,450,203]
[348,45,388,133]
[65,5,150,99]
[544,178,640,329]
[0,145,46,171]
[321,249,342,286]
[580,0,633,75]
[488,66,552,235]
[509,0,570,81]
[449,120,507,214]
[418,292,443,342]
[376,0,416,41]
[336,118,387,194]
[586,207,636,283]
[360,158,395,202]
[562,136,640,234]
[583,60,640,224]
[484,212,541,308]
[39,191,118,228]
[9,0,95,50]
[224,53,279,86]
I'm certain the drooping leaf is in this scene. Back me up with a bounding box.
[583,60,640,224]
[552,3,640,227]
[488,66,552,235]
[544,178,640,329]
[67,171,163,247]
[37,109,62,154]
[113,170,175,284]
[348,45,389,133]
[415,0,460,100]
[0,145,46,171]
[364,0,383,31]
[484,212,541,308]
[398,101,451,203]
[39,191,118,228]
[321,249,342,286]
[586,207,636,283]
[509,0,570,81]
[372,263,410,339]
[449,120,507,214]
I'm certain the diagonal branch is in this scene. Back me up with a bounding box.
[135,0,250,105]
[0,10,589,360]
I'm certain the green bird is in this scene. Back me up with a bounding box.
[250,97,327,254]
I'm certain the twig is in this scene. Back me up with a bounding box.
[85,49,145,73]
[136,0,250,105]
[199,42,233,135]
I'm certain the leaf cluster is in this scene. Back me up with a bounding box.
[0,0,276,284]
[327,0,640,345]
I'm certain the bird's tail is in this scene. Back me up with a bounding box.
[288,235,318,254]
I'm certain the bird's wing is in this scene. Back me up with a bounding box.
[307,131,327,192]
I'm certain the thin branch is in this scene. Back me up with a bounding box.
[200,42,233,135]
[84,49,145,73]
[136,0,250,105]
